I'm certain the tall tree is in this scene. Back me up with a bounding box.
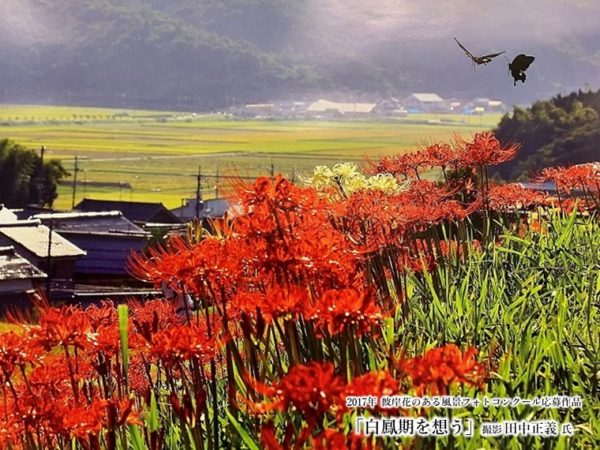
[0,139,69,208]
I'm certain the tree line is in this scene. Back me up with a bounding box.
[0,140,68,208]
[494,89,600,180]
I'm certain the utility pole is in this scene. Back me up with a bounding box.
[71,156,79,209]
[215,165,220,198]
[45,219,54,297]
[195,166,203,220]
[37,146,46,207]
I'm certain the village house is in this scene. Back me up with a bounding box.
[171,198,233,222]
[473,97,507,113]
[402,93,445,113]
[0,220,85,290]
[373,98,408,117]
[306,99,376,118]
[232,103,277,118]
[33,211,150,282]
[0,245,46,309]
[75,199,182,226]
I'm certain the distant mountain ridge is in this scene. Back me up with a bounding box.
[1,0,599,109]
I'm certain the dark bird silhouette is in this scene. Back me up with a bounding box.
[454,37,505,68]
[509,54,535,85]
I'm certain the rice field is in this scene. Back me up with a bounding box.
[0,104,502,209]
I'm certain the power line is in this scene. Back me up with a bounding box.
[65,167,260,180]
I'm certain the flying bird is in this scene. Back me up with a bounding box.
[509,54,535,86]
[454,37,505,68]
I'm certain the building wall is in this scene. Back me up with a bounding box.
[0,279,34,294]
[64,234,147,276]
[49,259,77,281]
[0,237,77,283]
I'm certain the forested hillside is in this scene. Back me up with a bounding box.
[1,0,599,109]
[494,89,600,179]
[1,0,320,109]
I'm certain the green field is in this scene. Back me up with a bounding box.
[0,105,502,210]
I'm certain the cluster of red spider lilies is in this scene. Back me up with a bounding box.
[0,132,598,449]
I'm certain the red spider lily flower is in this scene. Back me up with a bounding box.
[275,362,345,417]
[338,370,403,420]
[129,299,181,345]
[63,399,109,440]
[423,142,456,169]
[366,150,431,178]
[232,177,362,288]
[395,180,475,228]
[33,306,92,350]
[487,183,547,211]
[86,322,122,359]
[84,301,117,329]
[259,422,285,450]
[248,362,346,420]
[367,142,457,176]
[26,354,95,396]
[149,323,219,368]
[368,133,518,176]
[128,234,194,286]
[329,189,409,250]
[15,386,72,438]
[536,163,600,211]
[560,197,596,214]
[309,288,383,337]
[130,233,240,299]
[0,331,43,382]
[184,237,242,296]
[230,285,310,324]
[229,291,269,323]
[0,405,22,449]
[62,398,142,441]
[537,163,600,192]
[236,175,317,213]
[342,370,399,407]
[267,285,311,321]
[128,355,151,397]
[455,131,519,168]
[400,344,487,396]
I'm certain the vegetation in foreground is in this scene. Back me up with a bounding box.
[0,132,598,449]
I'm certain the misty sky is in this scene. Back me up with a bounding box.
[1,0,599,105]
[4,0,598,62]
[303,0,599,60]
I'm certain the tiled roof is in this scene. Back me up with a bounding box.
[33,211,148,236]
[307,99,376,113]
[0,206,18,224]
[411,93,444,102]
[75,199,181,224]
[0,224,86,258]
[0,246,47,281]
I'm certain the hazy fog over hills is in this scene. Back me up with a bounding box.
[1,0,599,109]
